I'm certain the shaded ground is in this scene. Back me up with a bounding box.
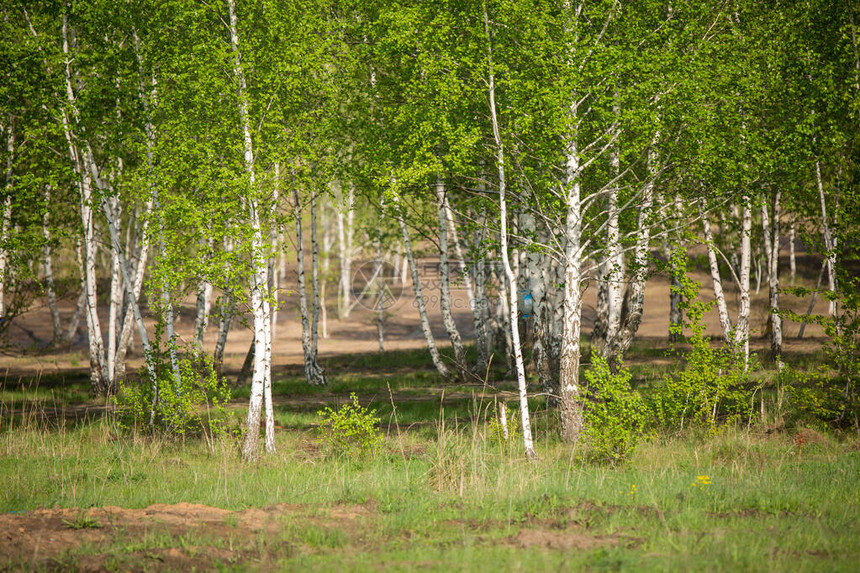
[1,501,630,571]
[0,502,375,571]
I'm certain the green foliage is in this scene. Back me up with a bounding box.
[316,393,382,458]
[582,356,644,465]
[487,402,519,448]
[62,512,102,530]
[781,276,860,429]
[647,254,753,431]
[115,347,232,438]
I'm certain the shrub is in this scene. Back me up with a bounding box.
[317,393,382,457]
[646,253,754,431]
[115,346,232,438]
[582,356,644,464]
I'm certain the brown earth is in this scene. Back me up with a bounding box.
[0,502,375,571]
[0,252,832,379]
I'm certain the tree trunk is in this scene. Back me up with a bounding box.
[485,8,536,459]
[100,194,159,418]
[107,196,123,383]
[605,164,655,371]
[42,188,63,343]
[337,183,355,319]
[761,191,782,358]
[435,176,467,378]
[816,159,837,317]
[788,219,796,285]
[393,189,450,378]
[310,190,325,382]
[62,14,109,396]
[0,123,13,321]
[294,187,327,386]
[228,0,274,459]
[701,206,733,340]
[735,197,752,368]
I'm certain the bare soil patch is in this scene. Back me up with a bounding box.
[0,502,374,571]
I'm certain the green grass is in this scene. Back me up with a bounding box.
[1,346,858,571]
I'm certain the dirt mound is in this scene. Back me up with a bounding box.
[506,527,618,550]
[0,502,370,571]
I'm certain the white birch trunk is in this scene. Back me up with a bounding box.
[228,0,274,458]
[443,195,474,308]
[816,160,837,316]
[294,187,327,386]
[0,124,13,321]
[310,191,324,369]
[338,183,355,319]
[788,220,796,285]
[435,176,467,377]
[701,207,733,340]
[62,14,109,395]
[42,188,63,342]
[761,191,782,358]
[107,196,123,382]
[735,198,752,368]
[393,189,450,379]
[605,160,655,370]
[485,7,536,458]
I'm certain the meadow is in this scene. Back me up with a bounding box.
[1,344,858,572]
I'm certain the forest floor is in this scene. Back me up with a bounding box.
[1,253,857,571]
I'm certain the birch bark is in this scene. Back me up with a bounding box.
[0,124,13,321]
[228,0,274,458]
[435,177,467,378]
[294,187,327,386]
[701,206,733,340]
[761,191,782,358]
[816,160,837,317]
[735,197,752,368]
[393,189,450,379]
[485,5,536,458]
[42,187,63,342]
[62,14,109,395]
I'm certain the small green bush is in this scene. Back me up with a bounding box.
[115,346,232,438]
[646,253,754,431]
[317,393,382,457]
[582,356,644,464]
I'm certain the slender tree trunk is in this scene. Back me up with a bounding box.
[107,196,123,382]
[435,176,467,378]
[816,159,837,317]
[42,188,63,342]
[735,197,752,368]
[443,194,474,308]
[294,187,327,386]
[62,14,109,396]
[100,196,159,412]
[470,208,491,373]
[605,164,656,371]
[558,114,585,443]
[374,215,384,354]
[66,245,86,345]
[393,189,450,379]
[788,219,797,285]
[762,191,782,358]
[228,0,274,458]
[485,8,536,459]
[213,288,234,378]
[0,123,13,321]
[338,183,355,319]
[310,191,324,375]
[701,206,733,340]
[194,278,213,347]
